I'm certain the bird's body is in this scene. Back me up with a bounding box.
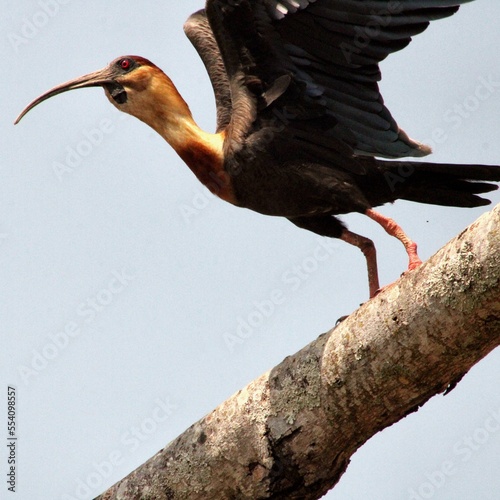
[15,0,500,297]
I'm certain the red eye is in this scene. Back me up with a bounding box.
[120,59,131,70]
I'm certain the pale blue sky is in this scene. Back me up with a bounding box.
[2,2,500,499]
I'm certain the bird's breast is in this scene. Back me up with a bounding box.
[177,140,238,205]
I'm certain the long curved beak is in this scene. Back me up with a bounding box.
[14,66,116,124]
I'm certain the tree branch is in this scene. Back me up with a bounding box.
[97,205,500,500]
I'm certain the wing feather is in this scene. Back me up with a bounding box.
[199,0,472,163]
[184,10,232,132]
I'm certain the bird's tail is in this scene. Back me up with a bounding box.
[375,160,500,208]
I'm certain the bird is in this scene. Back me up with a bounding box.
[15,0,500,298]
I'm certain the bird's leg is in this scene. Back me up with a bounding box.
[287,215,381,298]
[365,209,422,271]
[340,229,380,298]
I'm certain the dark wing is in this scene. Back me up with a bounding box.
[197,0,471,170]
[184,9,232,132]
[267,0,472,158]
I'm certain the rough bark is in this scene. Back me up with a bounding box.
[97,205,500,500]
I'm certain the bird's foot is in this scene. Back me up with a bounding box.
[372,281,396,297]
[372,257,424,297]
[335,315,349,325]
[406,242,422,271]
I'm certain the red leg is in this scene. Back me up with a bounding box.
[365,209,422,271]
[340,229,380,298]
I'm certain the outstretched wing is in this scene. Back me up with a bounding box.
[190,0,471,167]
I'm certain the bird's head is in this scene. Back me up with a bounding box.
[15,56,185,126]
